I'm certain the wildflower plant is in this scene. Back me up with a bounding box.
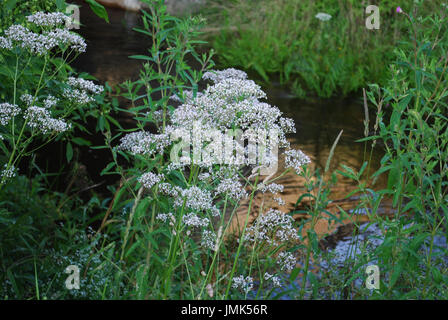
[0,11,104,187]
[97,0,311,299]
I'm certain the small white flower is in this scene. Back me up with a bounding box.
[138,172,163,189]
[315,12,332,22]
[156,212,176,224]
[174,186,215,213]
[0,36,12,50]
[274,197,286,206]
[3,23,87,55]
[182,212,209,228]
[232,275,254,293]
[44,95,58,109]
[259,183,284,194]
[24,106,71,134]
[1,164,16,181]
[20,94,34,106]
[264,272,281,287]
[285,148,311,174]
[203,68,248,83]
[201,230,216,250]
[0,103,20,125]
[277,252,297,271]
[118,131,170,157]
[245,209,299,245]
[27,12,69,28]
[215,177,247,200]
[67,77,104,95]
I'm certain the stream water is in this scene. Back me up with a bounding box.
[71,3,388,242]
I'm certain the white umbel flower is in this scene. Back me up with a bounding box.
[277,252,297,271]
[203,68,248,83]
[232,275,254,293]
[285,148,311,174]
[138,172,163,189]
[27,12,69,28]
[24,106,71,134]
[315,12,332,21]
[0,103,20,125]
[1,164,16,181]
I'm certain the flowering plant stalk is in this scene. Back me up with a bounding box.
[0,12,104,188]
[98,0,311,299]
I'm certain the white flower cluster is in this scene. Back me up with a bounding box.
[0,103,20,125]
[44,95,59,108]
[182,212,209,228]
[274,197,286,206]
[118,131,170,157]
[1,164,16,181]
[157,182,178,197]
[215,177,247,201]
[138,172,163,189]
[170,90,203,104]
[284,148,311,174]
[63,77,104,104]
[21,94,34,106]
[24,106,71,134]
[169,69,295,156]
[2,22,86,55]
[67,77,104,95]
[174,186,218,215]
[259,182,284,194]
[0,36,12,50]
[198,172,210,181]
[232,275,254,293]
[26,12,69,27]
[201,230,216,250]
[156,212,176,226]
[264,272,281,287]
[245,209,299,245]
[203,68,248,83]
[315,12,332,22]
[277,251,297,271]
[206,78,266,101]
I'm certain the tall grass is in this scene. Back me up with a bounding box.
[205,0,441,98]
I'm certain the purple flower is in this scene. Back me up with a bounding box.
[396,6,403,13]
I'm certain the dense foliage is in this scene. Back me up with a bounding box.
[205,0,443,98]
[0,0,447,299]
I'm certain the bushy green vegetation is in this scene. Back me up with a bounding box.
[0,0,63,32]
[205,0,442,98]
[0,0,447,300]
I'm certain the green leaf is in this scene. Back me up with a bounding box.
[100,162,115,176]
[72,137,92,146]
[389,262,403,289]
[289,267,301,281]
[85,0,109,23]
[55,0,66,10]
[5,0,18,11]
[387,164,400,191]
[66,142,73,163]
